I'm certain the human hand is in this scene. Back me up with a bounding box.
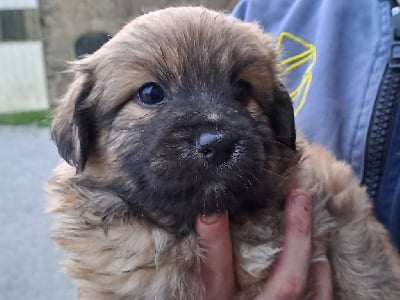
[196,189,333,300]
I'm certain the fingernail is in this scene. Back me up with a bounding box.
[290,193,310,212]
[200,213,222,225]
[311,253,329,264]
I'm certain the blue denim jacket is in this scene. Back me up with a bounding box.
[232,0,400,248]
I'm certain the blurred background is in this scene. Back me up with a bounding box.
[0,0,237,299]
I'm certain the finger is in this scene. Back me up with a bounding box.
[308,257,333,300]
[257,189,312,300]
[196,212,237,300]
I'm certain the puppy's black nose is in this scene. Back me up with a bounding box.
[196,132,236,165]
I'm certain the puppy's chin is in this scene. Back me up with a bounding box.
[121,177,268,236]
[116,143,276,235]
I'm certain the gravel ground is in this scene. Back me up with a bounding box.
[0,125,77,300]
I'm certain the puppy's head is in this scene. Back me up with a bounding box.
[51,7,297,235]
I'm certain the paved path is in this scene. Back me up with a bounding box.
[0,126,76,300]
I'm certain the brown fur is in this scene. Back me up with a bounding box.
[47,7,400,299]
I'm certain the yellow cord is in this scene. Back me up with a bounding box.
[277,32,317,116]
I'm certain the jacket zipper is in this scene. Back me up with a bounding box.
[362,4,400,199]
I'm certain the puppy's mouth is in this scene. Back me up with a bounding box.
[118,122,270,235]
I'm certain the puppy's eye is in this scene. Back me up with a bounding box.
[137,82,165,105]
[234,80,251,103]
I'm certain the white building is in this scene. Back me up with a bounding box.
[0,0,48,113]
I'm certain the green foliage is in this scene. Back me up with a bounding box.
[0,110,51,126]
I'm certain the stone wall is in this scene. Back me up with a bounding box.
[38,0,238,105]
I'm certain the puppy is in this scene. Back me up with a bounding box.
[46,7,400,299]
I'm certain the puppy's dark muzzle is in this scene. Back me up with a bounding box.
[195,132,238,165]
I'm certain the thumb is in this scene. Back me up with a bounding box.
[196,212,237,300]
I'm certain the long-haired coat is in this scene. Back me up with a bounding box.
[47,7,400,299]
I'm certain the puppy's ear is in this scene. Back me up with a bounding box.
[267,82,296,150]
[51,68,95,171]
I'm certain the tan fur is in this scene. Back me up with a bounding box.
[246,98,263,118]
[47,7,400,300]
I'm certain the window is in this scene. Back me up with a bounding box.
[0,9,40,41]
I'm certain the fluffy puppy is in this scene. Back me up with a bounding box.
[47,7,400,299]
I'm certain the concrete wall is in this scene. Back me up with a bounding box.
[39,0,238,105]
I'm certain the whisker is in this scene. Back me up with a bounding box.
[274,135,296,139]
[261,137,297,148]
[202,198,207,217]
[262,168,285,179]
[266,139,291,147]
[264,154,298,161]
